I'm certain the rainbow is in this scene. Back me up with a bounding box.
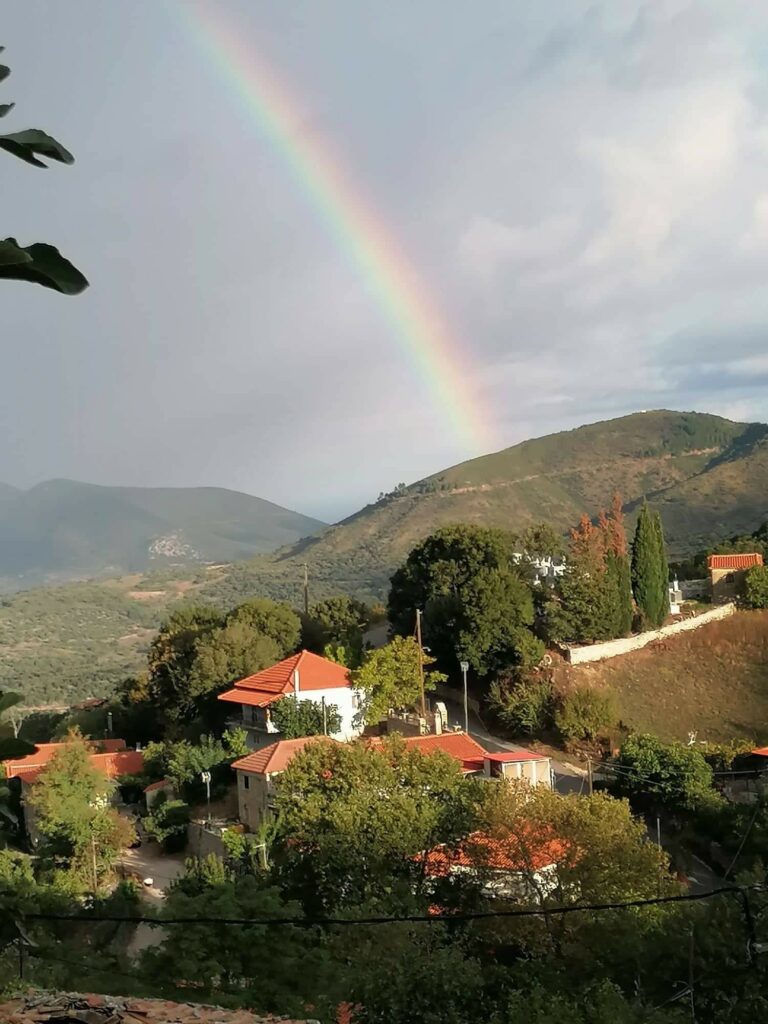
[176,3,492,452]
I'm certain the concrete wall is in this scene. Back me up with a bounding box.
[711,568,747,604]
[187,821,227,860]
[564,603,735,665]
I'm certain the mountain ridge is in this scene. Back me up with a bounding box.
[0,479,326,588]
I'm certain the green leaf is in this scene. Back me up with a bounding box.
[0,737,36,760]
[0,240,31,267]
[0,66,9,83]
[0,691,24,715]
[0,103,14,118]
[0,129,74,167]
[0,238,88,294]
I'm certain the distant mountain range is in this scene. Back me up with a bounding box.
[0,479,325,587]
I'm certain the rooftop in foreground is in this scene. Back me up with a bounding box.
[0,991,312,1024]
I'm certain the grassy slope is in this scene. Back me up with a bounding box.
[566,611,768,743]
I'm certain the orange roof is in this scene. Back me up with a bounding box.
[420,829,572,875]
[218,650,352,708]
[12,749,143,784]
[232,736,338,775]
[369,731,488,772]
[707,553,764,570]
[218,687,278,707]
[2,739,127,780]
[752,747,768,757]
[143,778,172,793]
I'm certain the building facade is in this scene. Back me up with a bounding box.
[708,553,763,603]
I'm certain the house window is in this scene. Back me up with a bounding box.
[243,775,250,790]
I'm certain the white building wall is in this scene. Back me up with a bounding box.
[297,686,363,741]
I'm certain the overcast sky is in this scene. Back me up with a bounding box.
[4,1,768,522]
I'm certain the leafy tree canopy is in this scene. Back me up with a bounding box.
[273,736,479,913]
[226,597,301,656]
[269,695,342,739]
[613,733,717,812]
[351,636,446,726]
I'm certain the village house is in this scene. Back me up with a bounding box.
[2,739,144,843]
[232,736,337,829]
[218,650,364,746]
[231,731,553,831]
[708,552,763,603]
[419,827,570,900]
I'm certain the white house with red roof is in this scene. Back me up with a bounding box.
[218,649,364,745]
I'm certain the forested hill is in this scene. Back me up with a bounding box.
[0,479,325,589]
[275,409,768,585]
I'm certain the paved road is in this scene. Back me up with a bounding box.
[440,698,586,795]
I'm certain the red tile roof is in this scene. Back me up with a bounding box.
[420,829,572,875]
[232,736,338,775]
[218,650,352,708]
[485,750,549,764]
[9,749,143,784]
[2,739,127,780]
[707,553,764,570]
[752,746,768,757]
[144,778,172,793]
[369,731,489,772]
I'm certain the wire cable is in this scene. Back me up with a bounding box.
[20,883,761,928]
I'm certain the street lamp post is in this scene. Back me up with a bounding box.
[459,661,469,734]
[201,771,212,825]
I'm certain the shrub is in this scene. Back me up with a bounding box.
[612,734,715,812]
[744,565,768,608]
[487,676,554,736]
[144,797,190,853]
[555,686,616,743]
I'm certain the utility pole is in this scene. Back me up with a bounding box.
[587,757,593,796]
[302,563,309,618]
[460,660,469,734]
[415,609,427,720]
[91,835,98,893]
[321,695,328,736]
[202,771,212,825]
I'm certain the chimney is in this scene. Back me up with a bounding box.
[293,668,300,697]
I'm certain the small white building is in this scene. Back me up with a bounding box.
[218,649,364,747]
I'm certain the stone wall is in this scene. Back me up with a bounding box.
[564,603,735,665]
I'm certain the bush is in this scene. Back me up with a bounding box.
[487,675,554,736]
[144,797,190,853]
[744,565,768,608]
[612,734,715,812]
[555,687,616,743]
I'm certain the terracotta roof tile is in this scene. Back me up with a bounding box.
[2,739,131,780]
[420,829,573,875]
[232,736,338,775]
[11,749,143,784]
[0,991,313,1024]
[368,731,488,771]
[220,650,351,699]
[707,553,764,570]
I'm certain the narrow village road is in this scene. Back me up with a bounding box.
[440,698,586,794]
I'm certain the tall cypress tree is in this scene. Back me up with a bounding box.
[653,511,670,623]
[600,495,633,637]
[631,502,663,628]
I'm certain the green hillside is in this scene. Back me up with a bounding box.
[0,479,325,588]
[6,409,768,706]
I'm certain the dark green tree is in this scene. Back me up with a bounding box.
[147,606,224,725]
[653,511,671,621]
[612,734,717,812]
[388,525,540,675]
[301,595,370,665]
[547,516,614,643]
[352,636,446,725]
[226,598,301,657]
[269,695,342,738]
[273,735,478,914]
[631,503,666,628]
[0,48,88,293]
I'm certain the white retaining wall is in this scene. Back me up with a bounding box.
[564,603,735,665]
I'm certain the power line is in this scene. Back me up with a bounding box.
[21,883,761,928]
